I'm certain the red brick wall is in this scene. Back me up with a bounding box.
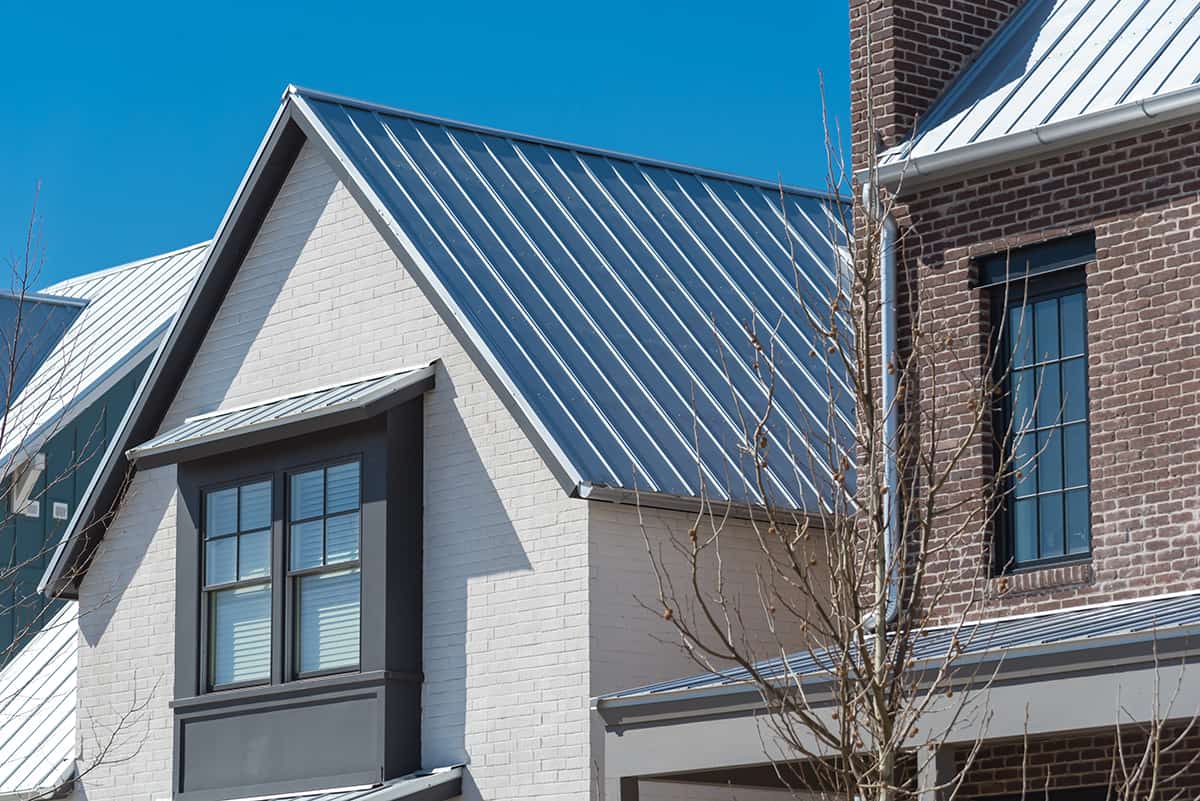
[896,122,1200,622]
[956,725,1200,799]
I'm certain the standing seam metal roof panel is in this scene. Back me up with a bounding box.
[880,0,1200,167]
[603,591,1200,700]
[1,243,209,465]
[299,92,853,509]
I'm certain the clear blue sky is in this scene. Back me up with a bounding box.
[2,0,850,289]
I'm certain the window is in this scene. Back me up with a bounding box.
[288,461,362,675]
[203,480,272,687]
[992,253,1092,570]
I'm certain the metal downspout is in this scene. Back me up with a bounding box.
[864,183,900,629]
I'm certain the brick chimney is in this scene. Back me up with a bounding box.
[851,0,1023,168]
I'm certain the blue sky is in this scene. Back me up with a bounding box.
[2,1,849,289]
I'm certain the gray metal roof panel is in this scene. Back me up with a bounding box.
[881,0,1200,168]
[0,602,78,795]
[128,365,435,462]
[219,766,463,801]
[297,90,853,508]
[602,591,1200,700]
[1,243,209,465]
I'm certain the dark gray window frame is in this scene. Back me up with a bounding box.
[987,241,1094,574]
[173,403,423,801]
[199,472,275,692]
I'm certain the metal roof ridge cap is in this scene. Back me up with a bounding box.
[178,361,436,424]
[867,82,1200,190]
[42,240,210,294]
[285,85,847,204]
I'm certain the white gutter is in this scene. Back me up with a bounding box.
[866,83,1200,191]
[863,183,900,630]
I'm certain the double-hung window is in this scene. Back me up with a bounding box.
[986,234,1094,571]
[203,480,272,688]
[288,461,362,676]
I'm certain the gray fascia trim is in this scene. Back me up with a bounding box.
[863,83,1200,193]
[38,100,306,601]
[287,91,587,498]
[576,482,829,526]
[0,289,89,308]
[126,365,435,469]
[286,86,845,205]
[595,622,1200,729]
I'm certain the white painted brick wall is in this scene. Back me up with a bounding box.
[75,465,178,801]
[78,142,591,800]
[75,140,810,801]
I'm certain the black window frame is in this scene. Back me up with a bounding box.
[284,455,364,681]
[987,239,1094,574]
[199,473,275,692]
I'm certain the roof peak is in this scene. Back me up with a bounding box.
[285,84,846,204]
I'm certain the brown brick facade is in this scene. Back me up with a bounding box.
[955,725,1200,799]
[898,121,1200,622]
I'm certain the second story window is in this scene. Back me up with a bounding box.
[288,461,362,675]
[984,233,1094,572]
[204,480,272,687]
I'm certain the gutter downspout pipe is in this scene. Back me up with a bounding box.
[864,182,900,630]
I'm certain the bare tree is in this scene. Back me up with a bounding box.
[636,14,1199,801]
[0,192,156,800]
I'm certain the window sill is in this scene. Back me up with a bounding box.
[990,559,1093,597]
[172,668,420,711]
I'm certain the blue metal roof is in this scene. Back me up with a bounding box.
[881,0,1200,169]
[603,591,1200,700]
[296,89,852,508]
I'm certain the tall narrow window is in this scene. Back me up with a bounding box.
[999,272,1091,568]
[288,460,361,675]
[204,480,272,687]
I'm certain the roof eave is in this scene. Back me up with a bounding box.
[860,84,1200,194]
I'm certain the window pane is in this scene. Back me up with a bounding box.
[1059,291,1085,357]
[1008,307,1033,369]
[240,481,272,531]
[1011,369,1035,433]
[1066,489,1090,554]
[1013,498,1037,564]
[1039,493,1065,559]
[326,462,360,514]
[1062,358,1087,423]
[297,568,360,673]
[205,537,236,586]
[1013,432,1036,498]
[1064,423,1088,488]
[290,470,324,521]
[211,585,271,686]
[239,529,271,579]
[206,488,238,537]
[290,520,324,570]
[1036,363,1062,428]
[1034,298,1059,362]
[1037,429,1063,493]
[325,513,359,564]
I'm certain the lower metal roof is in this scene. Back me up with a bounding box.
[0,601,77,796]
[602,591,1200,701]
[127,364,435,468]
[223,767,462,801]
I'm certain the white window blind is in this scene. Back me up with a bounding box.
[289,462,361,674]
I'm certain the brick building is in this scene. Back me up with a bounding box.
[600,1,1200,798]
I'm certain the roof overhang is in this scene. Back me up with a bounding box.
[597,624,1200,781]
[127,364,435,470]
[213,767,463,801]
[862,83,1200,195]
